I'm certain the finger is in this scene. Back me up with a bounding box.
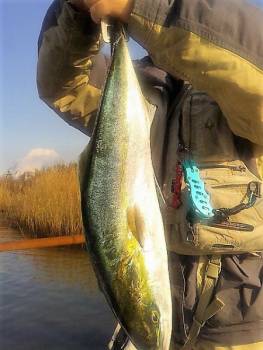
[90,2,110,24]
[89,5,101,24]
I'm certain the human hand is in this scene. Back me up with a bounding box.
[70,0,134,23]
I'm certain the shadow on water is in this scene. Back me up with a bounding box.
[0,226,116,350]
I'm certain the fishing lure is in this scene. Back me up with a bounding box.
[182,160,260,231]
[182,160,214,219]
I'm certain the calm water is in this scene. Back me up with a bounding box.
[0,221,116,350]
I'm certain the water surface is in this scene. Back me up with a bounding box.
[0,221,116,350]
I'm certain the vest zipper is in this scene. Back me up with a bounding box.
[198,164,246,172]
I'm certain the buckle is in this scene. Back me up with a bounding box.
[205,260,221,279]
[193,317,205,329]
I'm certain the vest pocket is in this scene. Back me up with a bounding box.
[181,91,238,163]
[192,178,263,254]
[206,254,263,334]
[165,161,263,255]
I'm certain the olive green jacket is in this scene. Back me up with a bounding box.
[37,0,263,178]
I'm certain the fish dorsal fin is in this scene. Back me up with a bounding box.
[127,205,147,248]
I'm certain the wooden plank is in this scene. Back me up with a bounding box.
[0,234,86,252]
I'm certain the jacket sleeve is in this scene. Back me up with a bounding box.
[37,0,108,136]
[127,0,263,147]
[37,0,179,140]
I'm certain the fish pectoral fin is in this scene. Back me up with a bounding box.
[127,205,147,248]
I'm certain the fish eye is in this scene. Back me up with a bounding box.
[152,310,159,324]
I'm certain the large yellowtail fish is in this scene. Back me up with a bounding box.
[79,27,172,350]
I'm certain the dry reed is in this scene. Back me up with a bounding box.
[0,164,83,237]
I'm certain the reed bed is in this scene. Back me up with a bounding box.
[0,164,83,237]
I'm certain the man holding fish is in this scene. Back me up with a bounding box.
[37,0,263,349]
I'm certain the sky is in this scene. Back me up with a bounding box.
[1,0,262,175]
[0,0,145,175]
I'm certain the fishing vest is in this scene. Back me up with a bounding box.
[160,84,263,256]
[150,83,263,348]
